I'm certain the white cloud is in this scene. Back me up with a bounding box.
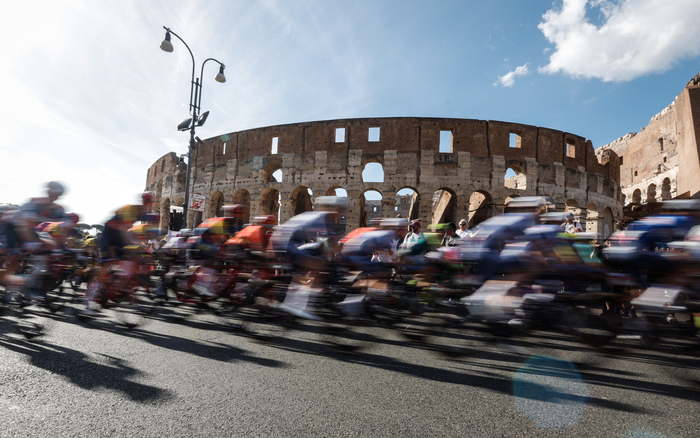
[538,0,700,82]
[495,63,530,87]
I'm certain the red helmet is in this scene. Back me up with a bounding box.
[142,191,156,204]
[222,204,247,217]
[65,212,80,223]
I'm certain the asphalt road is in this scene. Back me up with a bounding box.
[0,297,698,438]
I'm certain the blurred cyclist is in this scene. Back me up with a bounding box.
[83,192,156,312]
[0,181,66,286]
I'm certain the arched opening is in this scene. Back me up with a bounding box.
[661,178,672,200]
[232,189,251,224]
[647,184,657,203]
[394,187,419,220]
[209,191,224,218]
[261,164,283,183]
[504,165,526,190]
[603,207,614,239]
[565,199,581,223]
[292,186,314,216]
[362,162,384,183]
[326,186,348,197]
[586,203,598,235]
[261,188,281,222]
[360,190,382,227]
[632,189,641,204]
[468,191,492,228]
[432,188,456,224]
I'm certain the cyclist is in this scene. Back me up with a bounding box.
[0,181,66,286]
[83,192,156,312]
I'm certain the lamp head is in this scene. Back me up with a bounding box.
[160,31,174,52]
[177,117,192,131]
[197,111,209,127]
[215,65,226,83]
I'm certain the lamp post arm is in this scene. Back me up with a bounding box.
[197,58,225,114]
[163,26,197,116]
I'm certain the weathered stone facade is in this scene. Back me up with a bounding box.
[146,117,621,237]
[597,72,700,217]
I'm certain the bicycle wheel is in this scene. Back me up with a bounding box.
[113,289,157,329]
[563,305,621,348]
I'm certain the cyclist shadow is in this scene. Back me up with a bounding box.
[78,315,286,368]
[0,335,174,403]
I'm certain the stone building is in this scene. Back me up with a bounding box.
[596,72,700,217]
[146,117,622,237]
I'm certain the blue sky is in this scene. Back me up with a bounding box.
[1,0,699,224]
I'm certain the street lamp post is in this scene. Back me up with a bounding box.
[160,26,226,229]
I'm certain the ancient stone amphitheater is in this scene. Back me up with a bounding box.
[145,117,622,237]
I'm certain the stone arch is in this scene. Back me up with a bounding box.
[233,189,251,223]
[504,164,527,191]
[161,197,171,232]
[468,190,493,228]
[360,189,383,227]
[261,187,280,220]
[261,162,283,183]
[326,186,348,197]
[632,189,642,204]
[586,202,598,235]
[602,207,614,239]
[395,187,419,220]
[362,162,384,183]
[291,186,314,216]
[661,178,672,200]
[565,199,582,223]
[647,183,657,203]
[432,187,457,224]
[208,191,225,218]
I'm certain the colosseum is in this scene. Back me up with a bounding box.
[145,117,622,237]
[597,72,700,218]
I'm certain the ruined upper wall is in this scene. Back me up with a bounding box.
[188,117,618,183]
[597,72,700,204]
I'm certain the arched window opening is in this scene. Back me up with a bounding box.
[661,178,672,200]
[647,184,657,203]
[262,189,280,223]
[432,188,456,224]
[468,191,492,228]
[395,188,418,220]
[565,199,581,222]
[632,189,642,204]
[292,186,314,216]
[232,189,251,224]
[210,191,225,218]
[360,190,382,227]
[362,162,384,183]
[504,166,526,190]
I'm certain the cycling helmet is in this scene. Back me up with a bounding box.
[65,212,80,223]
[222,204,247,217]
[47,181,65,198]
[142,191,156,204]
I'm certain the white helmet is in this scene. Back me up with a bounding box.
[47,181,65,198]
